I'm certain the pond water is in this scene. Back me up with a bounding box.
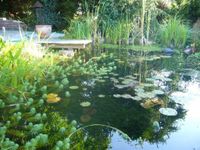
[55,50,200,150]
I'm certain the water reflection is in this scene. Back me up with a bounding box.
[55,52,200,149]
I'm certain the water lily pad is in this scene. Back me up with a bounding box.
[121,79,134,85]
[132,96,142,101]
[113,94,121,98]
[135,87,144,93]
[145,78,155,82]
[164,78,172,82]
[159,108,177,116]
[80,101,91,107]
[125,75,137,80]
[98,94,105,98]
[115,81,138,89]
[120,94,133,99]
[145,92,156,98]
[69,86,79,90]
[143,83,154,87]
[110,77,119,84]
[141,98,164,109]
[82,88,87,91]
[119,77,125,80]
[153,90,165,95]
[136,92,149,98]
[46,93,61,103]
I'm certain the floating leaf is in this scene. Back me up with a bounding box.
[69,86,79,90]
[136,92,155,99]
[46,93,61,103]
[80,101,91,107]
[141,98,164,109]
[119,77,125,80]
[113,94,121,98]
[115,81,138,89]
[143,83,154,87]
[164,78,172,82]
[110,77,119,84]
[121,79,134,85]
[120,94,133,99]
[96,79,106,83]
[98,94,105,98]
[153,90,165,95]
[82,88,87,91]
[145,78,155,82]
[145,92,156,98]
[159,108,177,116]
[135,87,144,93]
[125,75,137,80]
[132,96,142,101]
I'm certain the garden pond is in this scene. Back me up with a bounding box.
[52,50,200,150]
[1,46,200,150]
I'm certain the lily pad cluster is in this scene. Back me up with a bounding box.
[0,41,123,149]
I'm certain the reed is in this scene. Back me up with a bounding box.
[158,17,188,48]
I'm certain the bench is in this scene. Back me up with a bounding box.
[37,39,92,50]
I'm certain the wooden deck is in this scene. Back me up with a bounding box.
[38,39,92,49]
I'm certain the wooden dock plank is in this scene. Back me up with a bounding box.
[37,39,92,49]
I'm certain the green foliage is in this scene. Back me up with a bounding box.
[105,19,132,44]
[171,0,200,23]
[64,16,93,39]
[191,19,200,50]
[157,17,188,48]
[64,2,99,39]
[0,40,119,149]
[0,0,79,30]
[0,42,48,94]
[186,52,200,70]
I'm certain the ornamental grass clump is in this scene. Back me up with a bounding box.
[158,18,188,48]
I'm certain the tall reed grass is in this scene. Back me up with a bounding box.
[64,2,99,40]
[105,19,132,45]
[157,18,188,48]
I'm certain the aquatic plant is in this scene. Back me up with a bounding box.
[69,86,79,90]
[0,41,122,149]
[80,101,91,107]
[98,94,105,98]
[46,93,61,103]
[185,52,200,70]
[159,108,178,116]
[157,17,188,48]
[191,19,200,50]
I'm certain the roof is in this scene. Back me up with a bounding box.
[33,1,43,8]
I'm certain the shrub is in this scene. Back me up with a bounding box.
[191,19,200,51]
[185,52,200,70]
